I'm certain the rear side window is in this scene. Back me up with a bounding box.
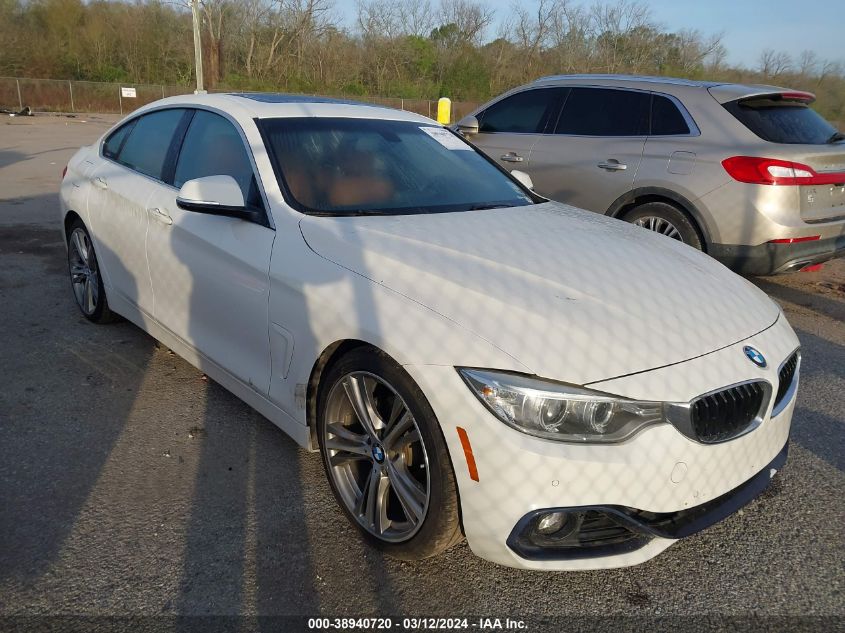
[117,109,185,180]
[555,88,649,136]
[478,88,564,134]
[724,97,839,144]
[174,110,263,209]
[102,120,136,160]
[651,95,690,135]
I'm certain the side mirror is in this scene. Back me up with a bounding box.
[176,175,256,220]
[511,170,534,191]
[456,115,479,136]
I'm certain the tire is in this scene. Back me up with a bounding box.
[624,201,703,250]
[316,346,463,560]
[66,218,118,324]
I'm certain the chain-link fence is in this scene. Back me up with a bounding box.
[0,77,478,122]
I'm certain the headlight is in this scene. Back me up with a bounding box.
[458,368,664,443]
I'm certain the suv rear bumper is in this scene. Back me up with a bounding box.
[710,233,845,275]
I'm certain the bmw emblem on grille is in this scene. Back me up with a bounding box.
[743,346,767,368]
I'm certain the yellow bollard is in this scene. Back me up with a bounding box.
[437,97,451,125]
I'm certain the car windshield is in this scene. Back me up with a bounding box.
[260,117,537,215]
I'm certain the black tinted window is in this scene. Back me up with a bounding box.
[117,109,185,179]
[478,88,563,134]
[174,110,262,208]
[651,95,690,135]
[724,98,839,144]
[555,88,649,136]
[102,120,136,159]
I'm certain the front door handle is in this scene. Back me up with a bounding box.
[148,207,173,225]
[597,160,627,171]
[500,152,524,163]
[92,176,109,190]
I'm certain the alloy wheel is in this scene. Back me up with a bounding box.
[323,371,430,542]
[633,216,683,241]
[68,228,100,315]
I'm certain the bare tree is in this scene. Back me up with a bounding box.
[798,50,818,78]
[510,0,556,76]
[399,0,436,37]
[758,48,792,77]
[439,0,494,44]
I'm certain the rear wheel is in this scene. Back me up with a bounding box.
[317,347,463,560]
[67,219,117,323]
[624,201,703,250]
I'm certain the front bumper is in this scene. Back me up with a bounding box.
[710,233,845,275]
[404,315,799,570]
[507,441,788,561]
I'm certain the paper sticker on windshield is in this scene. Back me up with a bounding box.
[420,126,472,150]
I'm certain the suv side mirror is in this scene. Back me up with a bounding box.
[176,175,257,220]
[510,170,534,190]
[456,115,479,136]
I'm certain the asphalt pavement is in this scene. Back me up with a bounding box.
[0,113,842,628]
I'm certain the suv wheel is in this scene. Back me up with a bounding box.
[624,201,703,250]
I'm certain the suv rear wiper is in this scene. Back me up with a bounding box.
[826,131,845,143]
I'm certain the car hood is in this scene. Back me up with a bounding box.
[299,202,779,385]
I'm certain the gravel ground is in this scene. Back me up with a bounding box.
[0,113,842,630]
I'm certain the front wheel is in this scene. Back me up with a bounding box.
[624,201,703,250]
[317,347,463,560]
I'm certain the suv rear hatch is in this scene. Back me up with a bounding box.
[712,87,845,223]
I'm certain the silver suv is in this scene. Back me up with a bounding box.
[456,74,845,275]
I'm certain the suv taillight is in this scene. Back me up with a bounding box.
[62,165,68,179]
[722,156,845,186]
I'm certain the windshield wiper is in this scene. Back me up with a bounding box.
[826,131,845,144]
[467,203,513,211]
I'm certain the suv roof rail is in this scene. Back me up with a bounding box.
[533,74,724,88]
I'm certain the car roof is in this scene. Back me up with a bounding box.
[531,74,794,101]
[132,92,436,124]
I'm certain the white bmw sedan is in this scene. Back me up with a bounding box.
[60,93,800,570]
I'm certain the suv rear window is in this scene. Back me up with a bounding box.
[651,95,690,135]
[724,97,839,144]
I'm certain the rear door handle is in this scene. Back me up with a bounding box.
[148,207,173,225]
[91,176,109,189]
[597,160,627,171]
[500,152,524,163]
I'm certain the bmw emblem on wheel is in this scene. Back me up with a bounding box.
[743,346,767,368]
[371,445,386,464]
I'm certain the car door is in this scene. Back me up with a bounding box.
[636,93,700,188]
[528,87,650,213]
[144,108,275,395]
[469,87,566,170]
[86,109,185,322]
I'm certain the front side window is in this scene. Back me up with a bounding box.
[651,95,691,135]
[174,110,262,209]
[477,88,564,134]
[554,88,650,136]
[117,109,185,180]
[260,117,537,216]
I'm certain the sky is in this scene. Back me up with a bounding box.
[334,0,842,69]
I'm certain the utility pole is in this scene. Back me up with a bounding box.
[191,0,206,94]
